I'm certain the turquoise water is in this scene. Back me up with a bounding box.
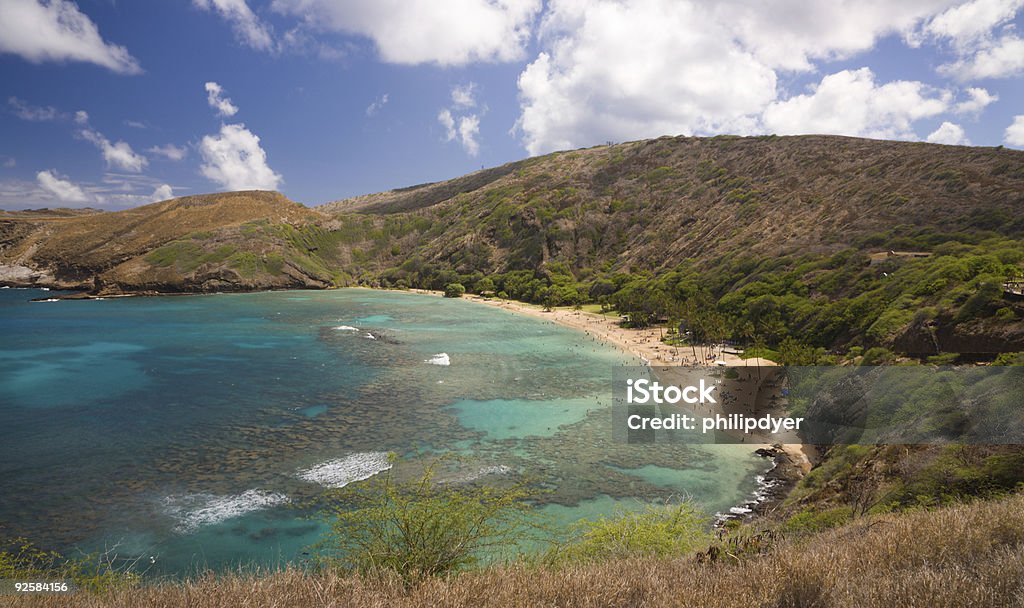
[0,288,768,576]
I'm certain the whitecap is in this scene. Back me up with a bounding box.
[333,325,358,331]
[297,452,392,488]
[363,332,377,340]
[162,489,290,534]
[728,506,753,515]
[425,353,450,366]
[33,298,60,303]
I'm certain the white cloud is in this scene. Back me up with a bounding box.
[1,173,185,209]
[199,123,282,191]
[151,183,174,202]
[451,83,477,109]
[0,0,141,74]
[509,0,1024,154]
[2,157,15,168]
[80,129,148,172]
[954,87,998,113]
[270,0,542,65]
[36,169,88,203]
[124,119,147,129]
[457,114,481,156]
[922,0,1023,47]
[193,0,274,51]
[914,1,1024,83]
[926,121,970,144]
[8,96,60,121]
[1006,115,1024,147]
[711,0,962,72]
[148,144,188,161]
[517,0,777,154]
[438,108,456,140]
[74,110,88,124]
[365,93,389,116]
[938,34,1024,80]
[763,68,950,140]
[205,81,239,117]
[438,84,483,156]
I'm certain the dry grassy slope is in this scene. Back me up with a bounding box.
[3,135,1024,293]
[11,492,1024,607]
[0,191,325,291]
[323,160,529,214]
[323,134,1024,274]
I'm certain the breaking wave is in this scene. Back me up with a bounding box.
[162,489,290,534]
[297,452,392,488]
[425,353,450,366]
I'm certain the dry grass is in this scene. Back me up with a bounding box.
[11,493,1024,608]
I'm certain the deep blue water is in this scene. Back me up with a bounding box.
[0,288,767,576]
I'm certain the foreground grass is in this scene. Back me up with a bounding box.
[10,493,1024,607]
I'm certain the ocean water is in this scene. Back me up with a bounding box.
[0,288,768,576]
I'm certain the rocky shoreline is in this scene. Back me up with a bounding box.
[715,445,805,527]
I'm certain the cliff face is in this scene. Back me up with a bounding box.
[895,314,1024,357]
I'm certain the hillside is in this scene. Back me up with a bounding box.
[0,191,332,292]
[322,135,1024,271]
[2,134,1024,355]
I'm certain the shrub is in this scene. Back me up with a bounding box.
[443,283,466,298]
[315,460,536,583]
[994,352,1024,366]
[783,506,854,535]
[546,501,709,564]
[861,347,896,365]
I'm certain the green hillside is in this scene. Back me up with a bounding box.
[3,134,1023,357]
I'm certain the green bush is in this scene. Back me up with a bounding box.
[546,501,709,564]
[474,277,495,294]
[315,460,536,583]
[994,352,1024,366]
[443,283,466,298]
[783,506,854,535]
[861,347,896,365]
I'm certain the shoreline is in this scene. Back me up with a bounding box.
[453,291,815,473]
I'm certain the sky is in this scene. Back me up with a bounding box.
[0,0,1022,210]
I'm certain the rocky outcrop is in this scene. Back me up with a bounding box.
[894,314,1024,357]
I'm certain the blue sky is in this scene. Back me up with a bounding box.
[0,0,1022,210]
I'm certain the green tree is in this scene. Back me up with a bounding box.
[443,283,466,298]
[777,337,819,366]
[474,277,496,294]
